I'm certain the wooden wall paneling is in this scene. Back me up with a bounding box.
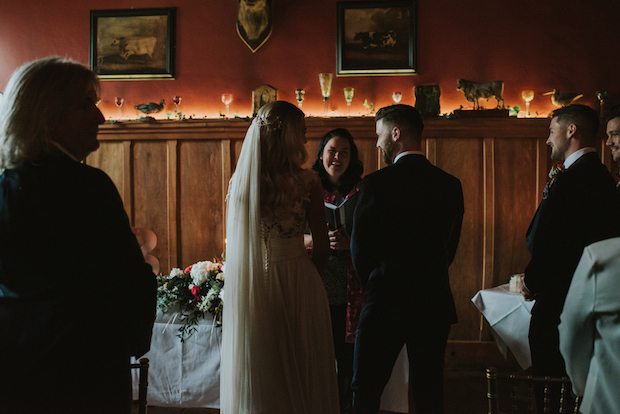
[132,141,169,274]
[167,140,179,270]
[122,141,132,221]
[434,136,484,341]
[221,140,231,250]
[178,140,226,267]
[85,141,130,218]
[482,137,495,292]
[492,138,539,288]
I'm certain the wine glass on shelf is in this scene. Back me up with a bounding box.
[114,97,124,119]
[221,94,233,117]
[392,92,402,104]
[344,88,354,117]
[319,73,333,116]
[521,90,534,118]
[172,96,182,113]
[295,89,305,109]
[597,90,608,118]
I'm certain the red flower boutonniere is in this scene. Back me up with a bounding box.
[543,163,565,199]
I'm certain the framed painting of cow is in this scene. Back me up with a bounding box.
[337,1,417,76]
[90,8,176,80]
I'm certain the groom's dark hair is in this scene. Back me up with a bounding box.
[375,104,424,138]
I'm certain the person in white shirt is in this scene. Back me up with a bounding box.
[559,237,620,414]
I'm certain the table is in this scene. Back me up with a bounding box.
[471,284,535,370]
[133,311,409,412]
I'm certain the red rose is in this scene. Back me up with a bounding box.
[191,285,200,296]
[184,265,192,274]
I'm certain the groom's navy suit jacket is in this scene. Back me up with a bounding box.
[525,151,620,376]
[526,152,620,316]
[351,154,463,325]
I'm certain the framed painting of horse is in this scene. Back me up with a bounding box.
[90,8,176,80]
[337,1,417,76]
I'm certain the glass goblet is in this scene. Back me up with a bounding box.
[172,96,182,111]
[319,73,333,116]
[115,97,124,119]
[221,94,233,116]
[597,90,609,118]
[344,88,354,116]
[521,90,534,118]
[295,89,305,109]
[392,92,402,104]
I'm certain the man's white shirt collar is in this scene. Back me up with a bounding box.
[564,147,596,169]
[394,150,425,163]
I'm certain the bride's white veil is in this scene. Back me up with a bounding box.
[220,118,263,413]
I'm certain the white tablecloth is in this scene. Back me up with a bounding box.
[471,284,535,370]
[134,311,409,412]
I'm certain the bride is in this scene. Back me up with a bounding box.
[221,101,339,414]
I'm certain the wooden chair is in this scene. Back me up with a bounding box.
[131,357,149,414]
[486,367,581,414]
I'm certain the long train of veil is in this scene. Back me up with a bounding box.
[220,119,263,413]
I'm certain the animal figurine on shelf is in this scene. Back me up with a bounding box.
[134,99,165,116]
[543,89,583,107]
[457,79,505,110]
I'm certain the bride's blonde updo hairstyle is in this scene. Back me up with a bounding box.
[256,101,310,219]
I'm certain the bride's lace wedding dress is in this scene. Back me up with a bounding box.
[221,125,339,414]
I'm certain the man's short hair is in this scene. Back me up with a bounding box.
[551,104,599,140]
[605,104,620,123]
[375,104,424,138]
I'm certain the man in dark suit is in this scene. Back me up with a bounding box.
[351,105,463,414]
[522,104,620,411]
[0,57,157,414]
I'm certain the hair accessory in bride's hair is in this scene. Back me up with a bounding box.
[255,114,283,131]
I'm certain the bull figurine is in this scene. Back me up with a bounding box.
[457,79,505,110]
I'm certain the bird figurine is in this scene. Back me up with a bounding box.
[134,99,165,115]
[543,89,583,107]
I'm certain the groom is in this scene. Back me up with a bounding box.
[351,105,463,414]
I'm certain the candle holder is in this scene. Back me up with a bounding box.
[319,73,333,116]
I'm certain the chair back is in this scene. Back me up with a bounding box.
[486,367,581,414]
[131,357,149,414]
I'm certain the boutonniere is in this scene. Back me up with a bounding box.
[543,163,565,199]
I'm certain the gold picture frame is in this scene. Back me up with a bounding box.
[90,8,176,81]
[337,1,417,76]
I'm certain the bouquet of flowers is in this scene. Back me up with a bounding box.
[156,257,225,341]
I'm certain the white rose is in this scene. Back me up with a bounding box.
[216,272,225,281]
[170,268,184,277]
[190,261,211,285]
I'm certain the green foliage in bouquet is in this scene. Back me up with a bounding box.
[156,257,225,342]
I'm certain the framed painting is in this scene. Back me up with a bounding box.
[90,8,176,80]
[337,1,417,76]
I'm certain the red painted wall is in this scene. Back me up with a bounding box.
[1,0,619,119]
